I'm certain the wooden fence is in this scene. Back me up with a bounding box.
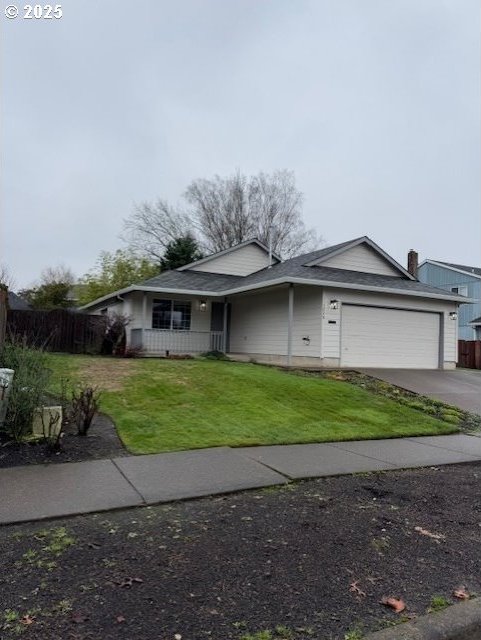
[458,340,481,370]
[6,309,106,354]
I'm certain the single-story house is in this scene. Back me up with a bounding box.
[8,291,31,311]
[418,259,481,340]
[81,236,469,369]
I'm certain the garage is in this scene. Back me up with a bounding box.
[340,305,441,369]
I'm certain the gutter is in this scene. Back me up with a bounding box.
[80,277,471,311]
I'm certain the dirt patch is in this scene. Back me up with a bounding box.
[0,413,127,469]
[1,463,480,639]
[73,359,140,392]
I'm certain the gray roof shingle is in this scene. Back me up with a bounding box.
[8,291,31,310]
[136,239,465,299]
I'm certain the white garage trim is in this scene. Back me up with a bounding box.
[340,304,442,369]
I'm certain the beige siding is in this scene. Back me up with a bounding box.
[292,286,322,357]
[229,288,288,355]
[321,288,457,368]
[321,244,402,276]
[194,244,270,276]
[229,285,322,358]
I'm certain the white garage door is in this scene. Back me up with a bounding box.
[341,305,440,369]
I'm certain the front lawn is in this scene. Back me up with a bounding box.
[46,355,457,454]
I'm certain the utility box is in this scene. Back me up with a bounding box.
[0,368,14,429]
[32,406,63,438]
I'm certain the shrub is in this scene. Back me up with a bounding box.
[0,338,51,441]
[200,350,230,361]
[71,385,101,436]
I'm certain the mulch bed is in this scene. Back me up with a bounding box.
[1,462,480,639]
[0,413,127,469]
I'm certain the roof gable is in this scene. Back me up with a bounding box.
[304,237,414,279]
[178,239,280,276]
[419,260,481,280]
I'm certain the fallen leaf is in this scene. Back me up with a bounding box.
[414,526,445,542]
[349,581,367,599]
[71,612,88,624]
[174,635,182,640]
[453,586,470,600]
[381,597,406,613]
[116,615,126,624]
[21,615,35,626]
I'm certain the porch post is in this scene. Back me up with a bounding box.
[142,292,148,349]
[223,297,228,353]
[287,284,294,367]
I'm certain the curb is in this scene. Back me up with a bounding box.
[364,599,480,640]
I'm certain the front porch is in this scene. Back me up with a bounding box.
[130,328,225,355]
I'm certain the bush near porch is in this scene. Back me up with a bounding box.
[46,355,458,454]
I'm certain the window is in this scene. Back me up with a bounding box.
[451,286,468,297]
[152,299,191,330]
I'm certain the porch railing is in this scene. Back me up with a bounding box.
[131,328,224,355]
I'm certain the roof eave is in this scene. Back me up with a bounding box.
[80,276,470,311]
[224,277,471,302]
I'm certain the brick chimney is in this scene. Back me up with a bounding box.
[407,249,418,278]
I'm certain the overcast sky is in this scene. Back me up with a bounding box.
[1,0,479,288]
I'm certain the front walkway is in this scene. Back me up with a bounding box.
[2,434,481,525]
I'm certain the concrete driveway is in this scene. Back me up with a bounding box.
[359,369,481,416]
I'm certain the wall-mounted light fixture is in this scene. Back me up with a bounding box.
[449,311,458,320]
[199,300,207,312]
[302,336,311,346]
[329,299,339,311]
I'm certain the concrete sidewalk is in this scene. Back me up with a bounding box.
[2,434,481,525]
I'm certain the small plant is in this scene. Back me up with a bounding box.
[241,632,272,640]
[0,337,51,441]
[200,350,230,361]
[371,536,390,553]
[428,595,450,612]
[71,384,101,436]
[274,625,294,639]
[344,630,364,640]
[3,609,19,623]
[123,345,144,358]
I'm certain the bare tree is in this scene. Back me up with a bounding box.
[122,199,192,263]
[122,170,323,261]
[185,171,255,252]
[40,265,75,287]
[185,170,322,257]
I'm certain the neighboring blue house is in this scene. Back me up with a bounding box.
[418,260,481,340]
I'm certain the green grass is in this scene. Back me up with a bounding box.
[45,354,457,454]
